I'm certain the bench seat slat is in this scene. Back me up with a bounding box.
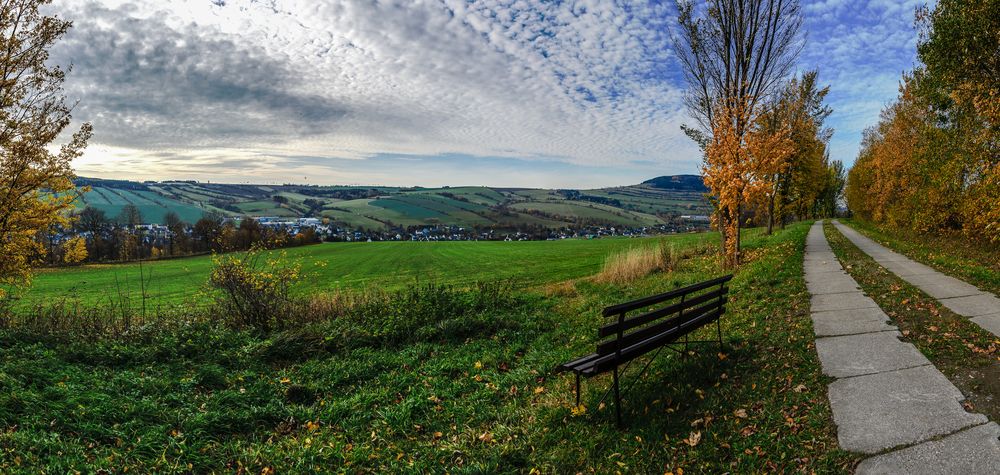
[555,352,602,373]
[598,287,727,337]
[555,275,732,384]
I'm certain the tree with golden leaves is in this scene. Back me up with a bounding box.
[61,236,88,264]
[0,0,91,296]
[918,0,1000,242]
[674,0,803,266]
[704,98,793,266]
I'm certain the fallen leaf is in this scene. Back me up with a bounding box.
[684,431,701,447]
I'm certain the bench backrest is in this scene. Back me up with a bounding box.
[595,275,733,360]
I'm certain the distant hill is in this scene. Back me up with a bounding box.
[71,176,711,229]
[641,175,708,192]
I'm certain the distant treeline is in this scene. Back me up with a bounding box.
[39,205,320,265]
[74,178,152,191]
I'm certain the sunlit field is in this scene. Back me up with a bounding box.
[17,234,717,310]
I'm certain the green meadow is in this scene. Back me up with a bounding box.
[0,222,858,473]
[17,234,716,309]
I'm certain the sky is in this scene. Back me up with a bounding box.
[48,0,926,188]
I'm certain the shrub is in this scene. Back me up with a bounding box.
[208,246,300,333]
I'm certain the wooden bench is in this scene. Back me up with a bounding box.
[556,274,733,425]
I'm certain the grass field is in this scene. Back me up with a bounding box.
[0,222,856,472]
[17,234,717,310]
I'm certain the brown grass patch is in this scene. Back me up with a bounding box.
[593,240,678,285]
[542,280,578,297]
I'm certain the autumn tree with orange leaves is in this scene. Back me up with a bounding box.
[703,98,793,265]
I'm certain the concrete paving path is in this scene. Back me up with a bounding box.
[832,220,1000,336]
[804,221,1000,473]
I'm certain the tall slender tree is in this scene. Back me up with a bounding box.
[674,0,804,266]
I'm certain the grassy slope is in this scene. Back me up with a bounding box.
[74,186,205,223]
[19,235,716,310]
[842,219,1000,295]
[75,181,709,227]
[0,222,854,472]
[508,201,661,226]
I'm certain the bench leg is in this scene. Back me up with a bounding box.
[613,366,622,427]
[575,373,581,407]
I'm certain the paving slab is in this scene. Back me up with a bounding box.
[970,314,1000,338]
[855,422,1000,475]
[880,259,939,277]
[828,365,987,454]
[813,222,998,467]
[834,221,1000,337]
[806,276,861,295]
[864,250,909,262]
[810,307,895,337]
[803,260,843,275]
[815,331,929,378]
[939,294,1000,318]
[811,292,879,313]
[902,273,983,300]
[804,269,850,284]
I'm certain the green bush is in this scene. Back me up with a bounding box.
[208,246,300,333]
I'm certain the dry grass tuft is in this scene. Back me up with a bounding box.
[543,280,578,297]
[593,240,679,285]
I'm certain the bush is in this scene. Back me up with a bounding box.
[208,246,300,333]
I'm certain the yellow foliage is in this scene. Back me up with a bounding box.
[0,2,91,295]
[61,236,88,264]
[851,0,1000,242]
[847,71,998,242]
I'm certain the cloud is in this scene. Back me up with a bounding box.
[800,0,923,165]
[50,0,924,185]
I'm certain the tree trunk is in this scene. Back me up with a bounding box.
[735,202,742,267]
[767,192,775,235]
[717,207,728,255]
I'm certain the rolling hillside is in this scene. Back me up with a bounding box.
[71,175,711,230]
